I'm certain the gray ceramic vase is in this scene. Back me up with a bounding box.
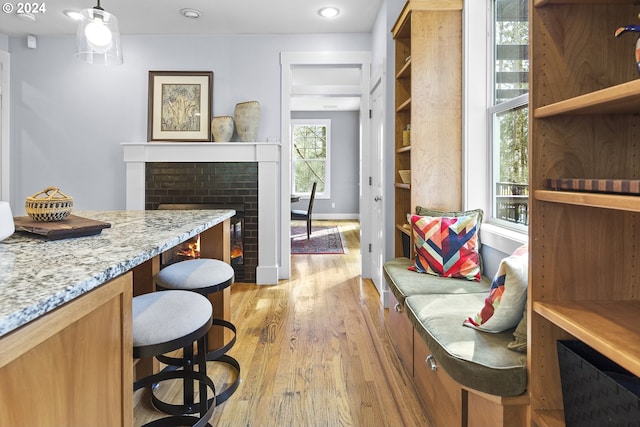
[234,101,260,142]
[211,116,235,142]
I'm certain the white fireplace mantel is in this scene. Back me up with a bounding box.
[122,142,281,284]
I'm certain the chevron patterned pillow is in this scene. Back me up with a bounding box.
[409,213,481,281]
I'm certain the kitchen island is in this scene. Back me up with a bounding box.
[0,209,233,427]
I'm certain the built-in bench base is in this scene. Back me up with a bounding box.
[384,258,529,427]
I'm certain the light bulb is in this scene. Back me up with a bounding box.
[85,17,112,53]
[319,7,339,18]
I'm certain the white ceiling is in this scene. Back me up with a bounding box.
[0,0,381,111]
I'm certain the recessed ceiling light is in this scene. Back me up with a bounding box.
[318,7,340,18]
[180,8,202,19]
[63,9,82,20]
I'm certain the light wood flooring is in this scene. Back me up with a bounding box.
[134,220,431,426]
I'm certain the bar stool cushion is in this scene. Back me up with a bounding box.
[133,290,212,350]
[156,258,235,294]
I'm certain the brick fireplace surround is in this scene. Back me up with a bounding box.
[146,162,258,282]
[122,142,281,284]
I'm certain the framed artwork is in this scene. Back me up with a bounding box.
[148,71,213,142]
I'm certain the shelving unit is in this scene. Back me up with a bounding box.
[393,3,412,258]
[391,0,462,258]
[529,2,640,426]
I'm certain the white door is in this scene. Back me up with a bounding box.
[369,76,387,306]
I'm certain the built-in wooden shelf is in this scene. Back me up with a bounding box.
[534,300,640,377]
[534,80,640,118]
[534,189,640,212]
[395,183,411,190]
[396,98,411,113]
[396,59,411,79]
[396,223,411,237]
[530,3,640,425]
[397,145,411,154]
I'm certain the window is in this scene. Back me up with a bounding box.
[291,119,330,198]
[489,0,529,228]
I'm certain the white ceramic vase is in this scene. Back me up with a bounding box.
[211,116,235,142]
[234,101,260,142]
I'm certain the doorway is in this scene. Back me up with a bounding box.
[280,52,371,281]
[368,72,387,305]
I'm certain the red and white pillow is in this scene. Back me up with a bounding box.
[409,213,482,281]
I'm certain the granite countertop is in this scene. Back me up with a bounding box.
[0,209,234,338]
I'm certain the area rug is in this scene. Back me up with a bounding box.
[291,225,346,254]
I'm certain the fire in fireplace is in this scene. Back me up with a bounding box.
[157,204,245,278]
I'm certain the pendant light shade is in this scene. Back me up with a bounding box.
[75,0,123,65]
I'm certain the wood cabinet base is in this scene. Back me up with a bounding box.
[413,331,462,427]
[388,293,414,375]
[0,274,133,427]
[385,319,529,427]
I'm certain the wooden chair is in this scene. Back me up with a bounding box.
[291,181,317,239]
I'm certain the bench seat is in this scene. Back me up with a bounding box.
[405,293,527,396]
[382,257,491,305]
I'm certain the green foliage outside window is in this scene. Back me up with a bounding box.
[292,124,327,194]
[493,0,529,226]
[496,106,528,185]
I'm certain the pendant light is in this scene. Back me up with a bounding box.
[74,0,123,65]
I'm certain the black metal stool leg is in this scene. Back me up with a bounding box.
[184,342,195,411]
[205,318,241,405]
[198,335,209,417]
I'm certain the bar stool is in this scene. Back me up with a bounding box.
[155,258,240,405]
[133,290,216,427]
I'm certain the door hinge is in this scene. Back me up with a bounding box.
[368,243,372,253]
[369,176,372,186]
[369,109,372,119]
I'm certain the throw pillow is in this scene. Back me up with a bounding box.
[507,307,527,352]
[463,245,528,333]
[415,206,484,271]
[410,213,481,281]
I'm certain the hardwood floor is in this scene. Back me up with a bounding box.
[134,220,431,426]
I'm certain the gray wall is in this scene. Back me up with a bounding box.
[290,110,359,216]
[6,33,371,214]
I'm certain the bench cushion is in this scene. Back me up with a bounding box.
[405,293,527,396]
[383,257,491,305]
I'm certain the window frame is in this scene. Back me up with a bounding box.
[488,0,529,232]
[462,0,529,255]
[290,118,331,200]
[488,93,529,232]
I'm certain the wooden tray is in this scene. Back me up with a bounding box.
[14,214,111,240]
[545,179,640,195]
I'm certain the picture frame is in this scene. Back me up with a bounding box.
[148,71,213,142]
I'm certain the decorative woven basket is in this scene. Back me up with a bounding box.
[25,187,73,222]
[398,170,411,184]
[557,340,640,426]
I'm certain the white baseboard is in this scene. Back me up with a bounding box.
[311,213,360,220]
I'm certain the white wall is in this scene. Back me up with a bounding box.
[7,33,371,214]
